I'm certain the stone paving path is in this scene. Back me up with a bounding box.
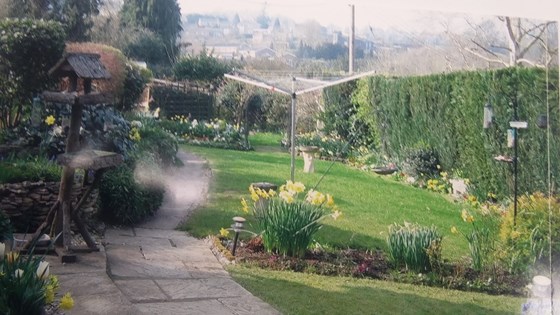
[49,151,279,315]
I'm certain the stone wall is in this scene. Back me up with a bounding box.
[0,181,98,232]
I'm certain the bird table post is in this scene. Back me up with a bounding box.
[56,96,83,248]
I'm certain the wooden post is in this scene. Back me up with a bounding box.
[56,97,83,248]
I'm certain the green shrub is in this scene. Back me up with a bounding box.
[99,164,164,224]
[135,122,180,167]
[387,222,442,272]
[296,133,350,159]
[403,147,441,180]
[497,193,560,274]
[0,157,61,184]
[0,18,65,128]
[173,50,233,84]
[0,210,13,242]
[119,63,152,112]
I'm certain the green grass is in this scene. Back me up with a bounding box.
[180,133,468,260]
[230,266,524,315]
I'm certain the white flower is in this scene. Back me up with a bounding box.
[52,125,63,136]
[0,242,4,258]
[36,261,50,279]
[15,269,24,278]
[192,119,198,127]
[131,120,143,128]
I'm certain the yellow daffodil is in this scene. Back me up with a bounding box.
[331,210,342,220]
[450,226,458,234]
[256,188,270,199]
[249,185,260,202]
[440,172,448,178]
[306,189,326,206]
[286,180,305,194]
[326,194,335,207]
[44,115,55,125]
[279,191,294,203]
[129,127,141,141]
[6,252,18,264]
[59,292,74,310]
[241,197,250,213]
[45,286,55,304]
[461,209,469,222]
[267,189,277,197]
[49,275,59,289]
[219,228,230,237]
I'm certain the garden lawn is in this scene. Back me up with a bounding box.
[230,266,524,315]
[180,133,469,260]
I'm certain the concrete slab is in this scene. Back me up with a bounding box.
[46,251,106,275]
[108,254,192,279]
[156,278,247,300]
[65,292,138,315]
[114,279,168,303]
[56,272,118,297]
[135,300,234,315]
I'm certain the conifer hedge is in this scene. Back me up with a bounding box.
[332,67,559,198]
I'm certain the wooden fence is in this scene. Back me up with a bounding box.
[150,79,214,120]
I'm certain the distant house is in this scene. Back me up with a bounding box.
[254,48,277,59]
[206,45,239,60]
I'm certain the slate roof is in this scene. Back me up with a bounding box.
[49,53,111,80]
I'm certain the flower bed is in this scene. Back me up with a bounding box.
[217,236,527,296]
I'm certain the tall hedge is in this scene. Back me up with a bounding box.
[346,67,559,198]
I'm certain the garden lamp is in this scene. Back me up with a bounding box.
[231,216,246,256]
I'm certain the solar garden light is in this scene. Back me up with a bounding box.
[231,216,246,256]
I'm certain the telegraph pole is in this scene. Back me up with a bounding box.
[349,4,355,75]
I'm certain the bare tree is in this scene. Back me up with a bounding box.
[447,17,557,68]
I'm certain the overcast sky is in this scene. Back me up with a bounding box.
[179,0,559,31]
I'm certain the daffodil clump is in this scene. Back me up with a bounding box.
[228,180,341,258]
[450,209,494,272]
[0,242,74,314]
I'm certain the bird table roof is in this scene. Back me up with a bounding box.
[49,53,111,80]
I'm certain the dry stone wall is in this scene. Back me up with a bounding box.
[0,181,98,232]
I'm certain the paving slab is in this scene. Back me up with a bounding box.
[56,272,118,297]
[135,300,234,315]
[65,292,138,315]
[114,279,168,303]
[156,278,246,300]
